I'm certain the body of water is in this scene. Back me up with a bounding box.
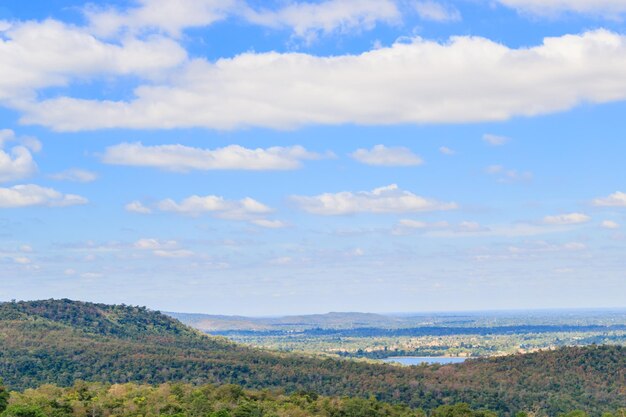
[382,356,468,366]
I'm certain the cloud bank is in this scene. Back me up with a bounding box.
[19,30,626,131]
[102,143,324,171]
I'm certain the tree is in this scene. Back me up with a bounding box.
[0,379,8,414]
[0,405,45,417]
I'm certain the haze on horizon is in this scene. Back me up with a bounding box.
[0,0,625,315]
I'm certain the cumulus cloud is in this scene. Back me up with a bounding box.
[85,0,236,38]
[397,219,450,229]
[244,0,400,42]
[496,0,626,19]
[394,219,486,235]
[20,30,626,131]
[439,146,455,155]
[49,168,98,183]
[601,220,620,229]
[133,238,193,258]
[151,194,283,226]
[134,238,178,250]
[0,19,186,103]
[350,144,423,166]
[413,1,461,22]
[102,142,324,171]
[125,200,152,214]
[543,212,591,225]
[153,249,195,258]
[0,184,87,208]
[250,219,289,229]
[0,129,41,183]
[593,191,626,207]
[0,144,37,183]
[85,0,399,42]
[292,184,457,215]
[483,134,510,146]
[157,195,272,218]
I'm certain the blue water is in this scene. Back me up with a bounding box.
[382,356,467,366]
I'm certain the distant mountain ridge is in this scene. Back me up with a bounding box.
[166,311,405,331]
[166,308,626,332]
[1,299,624,416]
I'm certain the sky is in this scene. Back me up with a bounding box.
[0,0,625,315]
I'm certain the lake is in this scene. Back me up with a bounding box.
[382,356,468,365]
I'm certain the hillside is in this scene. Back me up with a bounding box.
[1,299,624,416]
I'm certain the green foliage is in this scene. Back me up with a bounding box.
[0,380,8,414]
[2,382,617,417]
[0,405,45,417]
[1,300,624,416]
[430,403,498,417]
[559,412,588,417]
[0,382,446,417]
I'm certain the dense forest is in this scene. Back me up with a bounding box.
[1,300,624,416]
[1,381,622,417]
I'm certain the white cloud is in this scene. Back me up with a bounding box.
[102,142,324,171]
[413,1,461,22]
[0,129,15,147]
[134,238,194,258]
[394,219,486,235]
[483,134,510,146]
[157,195,273,222]
[397,219,449,229]
[134,238,179,250]
[350,144,423,166]
[439,146,455,155]
[49,168,98,183]
[496,0,626,19]
[19,137,42,153]
[13,256,31,265]
[22,30,626,131]
[292,184,457,215]
[507,241,587,255]
[593,191,626,207]
[543,212,591,225]
[153,249,195,258]
[0,129,41,183]
[0,145,37,183]
[85,0,236,38]
[85,0,399,42]
[250,219,289,229]
[0,19,186,103]
[394,219,447,234]
[0,184,87,208]
[244,0,400,42]
[125,200,152,214]
[485,165,532,183]
[601,220,620,229]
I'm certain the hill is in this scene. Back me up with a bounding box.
[0,299,624,416]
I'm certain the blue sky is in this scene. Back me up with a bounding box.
[0,0,625,315]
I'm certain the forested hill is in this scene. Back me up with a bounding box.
[0,299,624,416]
